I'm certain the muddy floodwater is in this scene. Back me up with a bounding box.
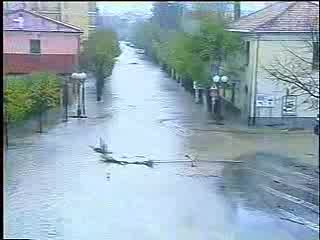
[4,43,319,240]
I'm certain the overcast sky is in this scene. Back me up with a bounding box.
[98,2,267,15]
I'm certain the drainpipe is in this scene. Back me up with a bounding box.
[251,37,260,126]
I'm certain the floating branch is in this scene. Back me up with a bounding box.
[100,155,154,168]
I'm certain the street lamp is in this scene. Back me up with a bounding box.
[193,81,202,104]
[70,72,87,118]
[221,75,229,83]
[213,75,220,83]
[211,74,229,121]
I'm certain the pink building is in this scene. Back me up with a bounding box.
[3,9,83,75]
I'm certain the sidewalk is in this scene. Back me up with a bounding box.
[194,119,314,135]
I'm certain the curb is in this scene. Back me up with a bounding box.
[191,127,313,135]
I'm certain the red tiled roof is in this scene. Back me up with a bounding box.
[4,9,83,33]
[227,1,319,33]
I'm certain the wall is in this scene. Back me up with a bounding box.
[17,1,95,42]
[256,36,318,119]
[227,36,259,124]
[61,2,90,41]
[4,31,79,54]
[3,31,80,74]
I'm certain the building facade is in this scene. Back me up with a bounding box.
[226,1,319,128]
[3,9,83,75]
[3,1,97,42]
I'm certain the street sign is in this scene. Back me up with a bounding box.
[256,94,274,107]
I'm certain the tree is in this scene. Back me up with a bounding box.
[4,76,33,123]
[131,6,242,91]
[263,17,319,110]
[28,72,61,133]
[197,14,242,69]
[81,30,121,101]
[4,72,61,138]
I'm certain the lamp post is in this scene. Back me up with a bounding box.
[63,77,69,122]
[211,74,229,121]
[193,81,201,104]
[70,72,87,118]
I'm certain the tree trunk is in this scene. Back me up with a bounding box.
[5,117,8,148]
[96,77,103,102]
[39,111,43,133]
[82,81,86,115]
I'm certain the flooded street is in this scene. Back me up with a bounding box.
[4,43,319,240]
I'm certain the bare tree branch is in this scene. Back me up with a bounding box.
[263,16,319,110]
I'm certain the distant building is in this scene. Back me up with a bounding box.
[3,1,97,42]
[181,2,235,34]
[226,1,319,128]
[3,9,83,75]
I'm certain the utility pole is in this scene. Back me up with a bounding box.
[63,77,69,122]
[77,80,82,117]
[81,80,86,116]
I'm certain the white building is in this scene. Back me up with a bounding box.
[226,1,319,128]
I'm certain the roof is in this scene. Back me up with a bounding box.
[227,1,319,33]
[3,9,83,33]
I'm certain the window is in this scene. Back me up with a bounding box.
[30,39,41,54]
[64,2,68,8]
[40,2,48,11]
[89,28,96,36]
[88,2,96,12]
[313,42,319,70]
[30,2,38,11]
[64,15,69,23]
[245,41,250,65]
[89,16,96,26]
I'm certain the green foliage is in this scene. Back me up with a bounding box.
[4,76,33,122]
[28,72,61,114]
[131,6,242,88]
[4,72,61,123]
[81,30,121,101]
[197,15,242,64]
[81,30,120,77]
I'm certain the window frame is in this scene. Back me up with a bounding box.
[30,39,41,54]
[89,16,97,26]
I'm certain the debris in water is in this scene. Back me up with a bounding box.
[90,138,153,168]
[89,137,112,154]
[101,155,154,168]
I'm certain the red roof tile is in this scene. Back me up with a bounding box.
[227,1,319,32]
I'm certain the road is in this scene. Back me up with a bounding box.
[4,42,319,240]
